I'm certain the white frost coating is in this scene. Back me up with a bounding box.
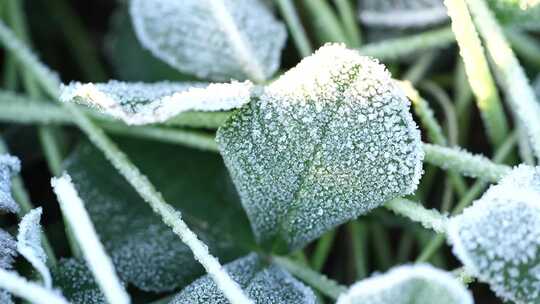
[0,268,69,304]
[447,165,540,304]
[0,154,21,214]
[129,0,286,82]
[59,80,253,125]
[217,44,424,251]
[358,0,448,28]
[170,253,316,304]
[0,228,16,270]
[17,208,52,288]
[51,174,130,304]
[337,264,473,304]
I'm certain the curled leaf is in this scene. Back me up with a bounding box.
[217,44,423,251]
[0,154,20,214]
[337,264,473,304]
[17,207,52,288]
[130,0,286,82]
[170,253,316,304]
[358,0,448,28]
[59,80,254,125]
[448,165,540,304]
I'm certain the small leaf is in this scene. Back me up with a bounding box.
[64,138,254,292]
[0,228,16,270]
[129,0,286,82]
[60,80,253,125]
[169,253,316,304]
[217,44,424,251]
[486,0,540,29]
[17,207,52,288]
[358,0,448,28]
[53,258,106,304]
[337,264,473,304]
[447,165,540,304]
[0,154,20,214]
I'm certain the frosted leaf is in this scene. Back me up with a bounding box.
[0,154,20,214]
[0,229,16,270]
[129,0,287,82]
[17,207,52,288]
[486,0,540,29]
[60,80,253,125]
[337,264,473,304]
[170,253,316,304]
[217,44,424,251]
[64,139,253,292]
[447,165,540,304]
[53,259,106,304]
[0,290,13,304]
[358,0,448,28]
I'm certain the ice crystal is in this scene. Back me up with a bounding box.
[17,207,52,288]
[447,165,540,304]
[217,44,424,251]
[170,253,316,304]
[358,0,448,28]
[129,0,286,82]
[53,259,106,304]
[60,80,253,125]
[0,154,20,214]
[337,264,473,304]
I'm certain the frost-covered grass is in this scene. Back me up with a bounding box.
[1,0,540,303]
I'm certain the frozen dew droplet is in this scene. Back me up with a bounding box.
[217,44,423,251]
[358,0,448,28]
[447,165,540,304]
[337,264,473,304]
[0,154,20,214]
[170,253,316,304]
[59,80,254,125]
[129,0,287,81]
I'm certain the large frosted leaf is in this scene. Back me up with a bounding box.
[358,0,448,28]
[53,259,106,304]
[60,80,253,125]
[63,138,254,292]
[337,264,473,304]
[17,207,52,288]
[130,0,287,82]
[447,165,540,304]
[217,44,424,251]
[0,154,20,214]
[170,253,316,304]
[487,0,540,29]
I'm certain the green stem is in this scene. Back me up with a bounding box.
[444,0,509,148]
[385,199,447,234]
[273,256,347,300]
[369,222,392,271]
[466,0,540,160]
[275,0,313,57]
[422,143,511,183]
[302,0,348,44]
[347,221,368,279]
[420,81,459,145]
[505,28,540,71]
[310,229,336,271]
[333,0,362,47]
[358,26,454,61]
[404,52,436,85]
